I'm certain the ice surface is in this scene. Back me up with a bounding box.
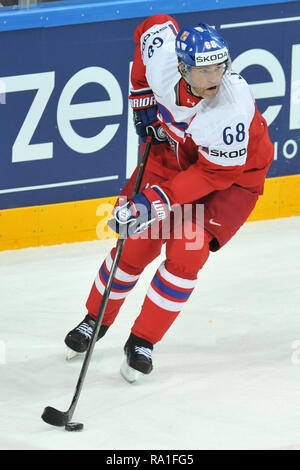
[0,216,300,450]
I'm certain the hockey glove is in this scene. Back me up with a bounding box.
[129,89,168,145]
[108,185,170,238]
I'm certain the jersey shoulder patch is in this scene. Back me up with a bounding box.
[141,21,178,65]
[142,21,180,95]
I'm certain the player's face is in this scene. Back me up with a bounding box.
[188,63,226,99]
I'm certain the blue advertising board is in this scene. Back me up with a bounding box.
[0,0,299,210]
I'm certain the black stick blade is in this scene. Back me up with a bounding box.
[41,406,69,427]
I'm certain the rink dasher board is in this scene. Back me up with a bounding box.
[0,0,299,250]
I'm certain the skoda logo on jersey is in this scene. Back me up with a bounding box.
[195,48,228,65]
[210,148,247,158]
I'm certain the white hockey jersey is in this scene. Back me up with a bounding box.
[131,14,274,205]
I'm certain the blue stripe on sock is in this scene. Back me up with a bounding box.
[100,264,137,291]
[152,274,192,300]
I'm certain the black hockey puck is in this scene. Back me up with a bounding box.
[65,422,84,432]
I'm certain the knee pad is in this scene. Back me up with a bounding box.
[165,229,212,278]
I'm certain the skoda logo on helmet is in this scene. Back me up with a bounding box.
[195,48,229,65]
[175,24,231,68]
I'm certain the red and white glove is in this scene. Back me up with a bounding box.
[108,185,170,238]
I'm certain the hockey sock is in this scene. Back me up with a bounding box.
[86,248,141,326]
[131,261,198,344]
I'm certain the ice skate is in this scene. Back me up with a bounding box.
[64,314,108,359]
[120,333,153,383]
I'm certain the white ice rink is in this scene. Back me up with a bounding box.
[1,216,300,450]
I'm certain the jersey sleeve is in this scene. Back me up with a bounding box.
[130,14,180,90]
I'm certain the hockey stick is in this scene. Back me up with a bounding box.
[41,129,154,428]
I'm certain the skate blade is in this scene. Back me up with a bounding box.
[65,347,83,361]
[120,358,143,383]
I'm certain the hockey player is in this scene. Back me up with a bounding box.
[65,14,274,382]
